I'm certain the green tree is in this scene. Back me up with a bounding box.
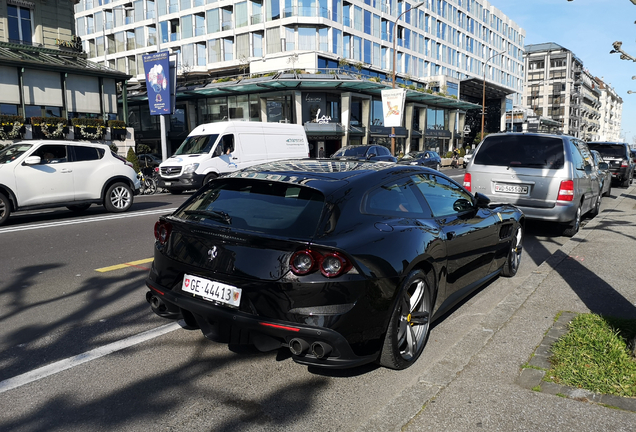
[127,147,140,173]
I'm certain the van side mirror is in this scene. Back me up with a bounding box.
[584,164,592,175]
[598,162,608,170]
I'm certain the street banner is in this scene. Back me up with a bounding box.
[142,51,172,115]
[381,88,406,127]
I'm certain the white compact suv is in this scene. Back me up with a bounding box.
[0,140,141,225]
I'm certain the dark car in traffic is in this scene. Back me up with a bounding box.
[145,160,524,370]
[586,142,634,187]
[397,151,442,170]
[590,150,612,197]
[138,153,162,168]
[330,145,397,162]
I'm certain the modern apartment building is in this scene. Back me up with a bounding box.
[523,42,623,142]
[594,76,623,142]
[73,0,526,155]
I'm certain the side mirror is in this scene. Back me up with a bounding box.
[598,162,609,170]
[584,164,592,175]
[453,198,473,212]
[23,156,41,165]
[367,153,377,159]
[474,192,491,209]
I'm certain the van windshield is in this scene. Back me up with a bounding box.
[474,135,564,169]
[173,134,219,156]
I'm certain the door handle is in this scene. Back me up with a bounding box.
[60,169,72,173]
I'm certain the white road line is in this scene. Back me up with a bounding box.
[0,208,177,234]
[0,322,181,394]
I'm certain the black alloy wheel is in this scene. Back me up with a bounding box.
[379,270,433,370]
[502,225,523,277]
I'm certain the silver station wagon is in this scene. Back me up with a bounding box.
[463,133,602,237]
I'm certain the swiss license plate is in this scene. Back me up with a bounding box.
[495,183,528,194]
[182,274,242,307]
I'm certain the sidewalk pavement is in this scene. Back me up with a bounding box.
[367,184,636,431]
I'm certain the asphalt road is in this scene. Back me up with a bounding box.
[0,177,613,432]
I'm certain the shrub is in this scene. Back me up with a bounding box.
[127,147,140,173]
[136,144,152,155]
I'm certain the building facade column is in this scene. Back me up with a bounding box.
[361,98,370,145]
[404,104,414,154]
[341,92,351,147]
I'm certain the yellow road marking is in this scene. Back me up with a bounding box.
[96,258,154,273]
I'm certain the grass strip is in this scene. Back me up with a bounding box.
[547,313,636,398]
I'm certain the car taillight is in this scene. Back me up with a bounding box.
[621,159,629,167]
[290,249,351,278]
[557,180,574,201]
[154,220,172,245]
[463,173,472,192]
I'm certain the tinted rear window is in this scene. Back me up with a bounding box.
[175,179,325,238]
[586,144,627,158]
[474,135,564,169]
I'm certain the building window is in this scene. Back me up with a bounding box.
[235,2,248,28]
[207,8,220,33]
[253,32,263,57]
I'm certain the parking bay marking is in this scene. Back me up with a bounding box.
[0,322,181,394]
[96,258,154,272]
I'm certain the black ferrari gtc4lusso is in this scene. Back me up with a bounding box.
[146,159,524,370]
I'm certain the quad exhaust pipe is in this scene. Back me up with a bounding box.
[146,291,167,313]
[311,341,332,359]
[288,338,333,359]
[289,338,310,355]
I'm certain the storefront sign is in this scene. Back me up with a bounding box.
[381,89,406,127]
[55,35,82,51]
[142,51,172,115]
[425,129,452,138]
[314,108,331,124]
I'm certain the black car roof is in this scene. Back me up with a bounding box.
[225,159,424,195]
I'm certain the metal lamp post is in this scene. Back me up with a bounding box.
[480,50,505,141]
[391,1,425,156]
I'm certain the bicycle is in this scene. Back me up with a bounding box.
[138,167,157,195]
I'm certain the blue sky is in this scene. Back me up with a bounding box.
[490,0,635,143]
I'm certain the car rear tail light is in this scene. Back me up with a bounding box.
[154,220,172,245]
[290,249,351,278]
[290,250,316,275]
[557,180,574,201]
[621,159,629,167]
[320,253,348,277]
[463,173,472,192]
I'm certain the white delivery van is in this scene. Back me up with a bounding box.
[157,121,309,193]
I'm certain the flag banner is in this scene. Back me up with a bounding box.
[381,89,406,127]
[143,51,172,116]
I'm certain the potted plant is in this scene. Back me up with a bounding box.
[108,120,127,141]
[0,115,25,140]
[72,118,106,140]
[31,116,68,139]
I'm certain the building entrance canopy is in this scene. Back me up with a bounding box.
[127,72,482,111]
